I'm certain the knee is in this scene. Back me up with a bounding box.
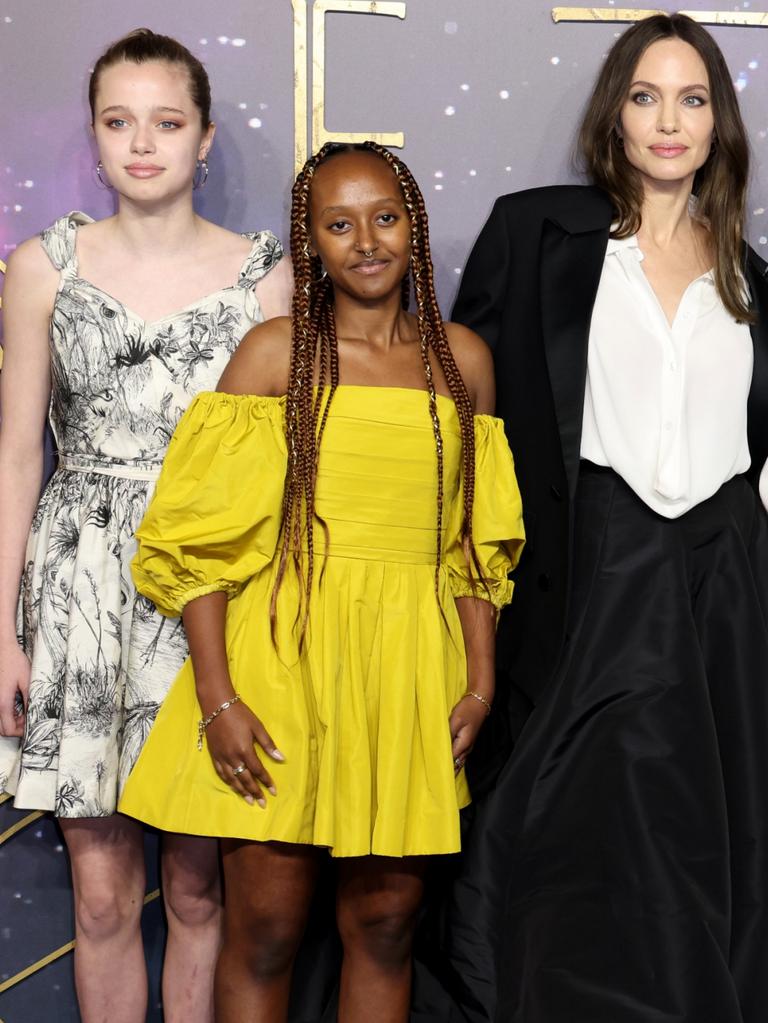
[163,861,221,929]
[73,877,144,943]
[337,900,418,966]
[223,909,306,981]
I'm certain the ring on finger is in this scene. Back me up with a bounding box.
[232,763,247,777]
[454,756,463,769]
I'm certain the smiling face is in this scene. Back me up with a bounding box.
[308,150,412,303]
[619,37,715,192]
[92,59,214,201]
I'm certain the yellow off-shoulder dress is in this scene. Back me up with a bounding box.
[118,386,524,857]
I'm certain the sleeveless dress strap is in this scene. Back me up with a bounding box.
[39,211,94,272]
[236,230,284,289]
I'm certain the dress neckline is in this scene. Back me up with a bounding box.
[64,212,261,329]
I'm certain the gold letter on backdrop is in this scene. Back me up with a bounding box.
[293,0,407,175]
[552,7,768,26]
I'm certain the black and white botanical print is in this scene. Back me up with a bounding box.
[0,212,282,816]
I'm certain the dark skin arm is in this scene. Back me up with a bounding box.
[184,320,292,805]
[183,592,283,807]
[444,321,499,772]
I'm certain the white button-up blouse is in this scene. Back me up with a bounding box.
[580,233,768,517]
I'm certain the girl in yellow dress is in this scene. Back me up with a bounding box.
[119,141,524,1022]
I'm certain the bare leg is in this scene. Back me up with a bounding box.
[60,816,147,1023]
[161,833,222,1023]
[336,856,427,1023]
[215,840,320,1023]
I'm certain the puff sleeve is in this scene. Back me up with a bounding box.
[132,392,287,617]
[445,415,525,610]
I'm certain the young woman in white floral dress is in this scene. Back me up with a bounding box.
[0,29,291,1023]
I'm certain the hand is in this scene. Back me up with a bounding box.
[0,638,30,737]
[449,692,490,774]
[204,700,284,807]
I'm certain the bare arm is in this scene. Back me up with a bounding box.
[443,321,498,766]
[0,238,57,736]
[217,316,292,396]
[444,321,496,414]
[449,596,497,771]
[182,590,285,806]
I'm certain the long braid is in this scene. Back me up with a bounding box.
[272,141,486,642]
[271,145,346,641]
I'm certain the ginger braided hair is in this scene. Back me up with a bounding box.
[271,141,485,639]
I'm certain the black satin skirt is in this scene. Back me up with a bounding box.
[433,464,768,1023]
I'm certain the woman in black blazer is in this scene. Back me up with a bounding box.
[443,14,768,1023]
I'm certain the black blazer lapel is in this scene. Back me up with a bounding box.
[540,218,611,499]
[747,248,768,489]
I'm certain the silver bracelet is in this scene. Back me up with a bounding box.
[197,694,241,751]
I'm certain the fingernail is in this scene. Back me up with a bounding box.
[268,785,277,796]
[257,796,267,809]
[271,748,286,762]
[245,794,255,805]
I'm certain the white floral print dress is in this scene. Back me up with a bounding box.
[0,212,283,816]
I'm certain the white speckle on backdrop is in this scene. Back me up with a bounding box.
[248,117,262,129]
[445,105,455,116]
[444,21,458,35]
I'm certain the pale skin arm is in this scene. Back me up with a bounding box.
[0,239,57,736]
[444,322,499,770]
[182,319,292,803]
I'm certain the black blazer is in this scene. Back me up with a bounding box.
[453,184,768,716]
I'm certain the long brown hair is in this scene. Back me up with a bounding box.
[272,141,483,637]
[89,28,211,127]
[579,13,752,322]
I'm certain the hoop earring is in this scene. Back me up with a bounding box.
[95,160,113,189]
[193,157,209,190]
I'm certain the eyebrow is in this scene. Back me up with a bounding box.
[99,104,188,116]
[629,79,710,94]
[319,198,403,215]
